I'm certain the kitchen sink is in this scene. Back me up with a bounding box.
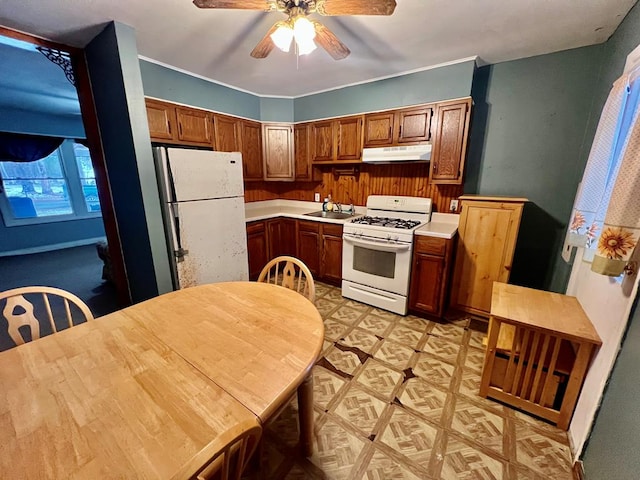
[304,211,356,220]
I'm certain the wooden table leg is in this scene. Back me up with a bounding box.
[297,373,314,457]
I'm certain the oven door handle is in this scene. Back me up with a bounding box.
[343,234,411,252]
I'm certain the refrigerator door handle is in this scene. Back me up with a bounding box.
[170,201,189,262]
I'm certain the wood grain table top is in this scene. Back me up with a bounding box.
[0,281,324,478]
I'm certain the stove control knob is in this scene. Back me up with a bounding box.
[386,234,392,242]
[392,235,400,242]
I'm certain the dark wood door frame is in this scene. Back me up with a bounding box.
[0,26,132,307]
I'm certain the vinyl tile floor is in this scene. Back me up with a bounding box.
[257,282,574,480]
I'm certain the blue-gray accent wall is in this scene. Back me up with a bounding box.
[86,22,173,302]
[0,108,85,138]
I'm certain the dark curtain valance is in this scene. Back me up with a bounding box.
[0,132,64,163]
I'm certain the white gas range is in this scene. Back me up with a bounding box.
[342,195,432,315]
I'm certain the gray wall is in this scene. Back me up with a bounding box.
[577,3,640,477]
[86,22,173,302]
[466,46,603,292]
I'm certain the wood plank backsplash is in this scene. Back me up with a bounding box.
[244,164,464,213]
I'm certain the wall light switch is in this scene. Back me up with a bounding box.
[450,199,459,212]
[314,192,321,202]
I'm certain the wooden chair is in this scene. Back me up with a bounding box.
[0,286,94,346]
[170,418,262,480]
[257,256,316,303]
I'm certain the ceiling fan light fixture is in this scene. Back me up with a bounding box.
[292,16,316,55]
[270,21,294,52]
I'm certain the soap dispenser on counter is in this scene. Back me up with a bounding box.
[322,197,329,212]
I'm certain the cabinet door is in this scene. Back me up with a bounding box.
[363,112,395,148]
[297,221,321,277]
[280,218,297,257]
[247,221,268,280]
[450,199,524,316]
[336,116,363,161]
[430,100,471,184]
[267,218,281,260]
[176,107,213,145]
[294,123,312,180]
[214,114,240,152]
[263,123,294,181]
[145,99,177,141]
[409,253,445,314]
[396,106,432,144]
[321,224,343,285]
[311,121,335,162]
[241,120,264,181]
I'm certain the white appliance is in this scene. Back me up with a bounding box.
[361,144,431,163]
[342,195,432,315]
[153,146,248,289]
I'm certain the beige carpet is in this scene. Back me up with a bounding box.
[258,282,574,480]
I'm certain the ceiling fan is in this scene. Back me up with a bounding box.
[192,0,397,60]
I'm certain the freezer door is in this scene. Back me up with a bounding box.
[174,196,248,288]
[166,148,244,201]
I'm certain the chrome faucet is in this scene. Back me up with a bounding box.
[335,202,342,213]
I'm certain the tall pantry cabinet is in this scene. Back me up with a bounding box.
[450,196,527,317]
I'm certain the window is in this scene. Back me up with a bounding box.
[0,139,101,226]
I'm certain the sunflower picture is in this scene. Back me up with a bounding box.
[597,227,637,259]
[570,211,586,233]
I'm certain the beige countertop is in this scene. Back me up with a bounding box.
[245,200,458,238]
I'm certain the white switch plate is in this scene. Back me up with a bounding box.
[314,192,321,202]
[450,199,459,212]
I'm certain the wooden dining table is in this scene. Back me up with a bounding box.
[0,282,324,478]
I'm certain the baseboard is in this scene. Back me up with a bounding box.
[0,237,107,257]
[573,460,585,480]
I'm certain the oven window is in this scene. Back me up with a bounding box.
[353,246,396,278]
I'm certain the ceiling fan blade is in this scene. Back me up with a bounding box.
[316,0,396,16]
[313,22,350,60]
[193,0,273,10]
[250,22,279,59]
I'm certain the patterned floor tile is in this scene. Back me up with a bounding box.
[282,463,317,479]
[343,299,371,312]
[386,324,426,349]
[315,283,332,298]
[323,288,346,302]
[512,410,569,443]
[368,308,403,322]
[514,423,572,478]
[373,339,415,370]
[457,368,508,414]
[355,358,403,401]
[441,434,505,480]
[332,384,388,436]
[325,346,364,376]
[463,347,486,374]
[330,306,367,325]
[421,335,462,364]
[356,315,392,337]
[266,402,301,448]
[340,328,380,354]
[451,398,505,455]
[413,353,456,390]
[323,318,351,342]
[398,315,432,333]
[467,329,488,351]
[313,365,347,410]
[310,417,367,479]
[397,377,449,425]
[315,298,341,316]
[378,406,439,468]
[356,446,427,480]
[430,323,466,344]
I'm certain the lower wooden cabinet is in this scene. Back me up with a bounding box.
[246,221,269,280]
[320,223,343,285]
[409,235,455,317]
[267,218,296,259]
[297,220,321,277]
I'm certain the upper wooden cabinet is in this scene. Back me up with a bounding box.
[335,116,363,161]
[213,114,241,152]
[175,107,213,146]
[241,120,263,181]
[363,106,432,148]
[311,121,335,163]
[450,195,526,317]
[430,99,472,185]
[145,99,177,141]
[294,123,313,181]
[262,123,294,181]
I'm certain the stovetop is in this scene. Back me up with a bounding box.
[350,216,422,230]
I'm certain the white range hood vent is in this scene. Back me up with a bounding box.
[362,144,431,163]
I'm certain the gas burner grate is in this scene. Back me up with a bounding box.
[351,216,421,229]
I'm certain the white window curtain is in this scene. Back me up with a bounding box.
[565,64,640,276]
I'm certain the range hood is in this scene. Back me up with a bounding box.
[362,144,431,163]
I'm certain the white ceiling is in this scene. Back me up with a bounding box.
[0,0,637,100]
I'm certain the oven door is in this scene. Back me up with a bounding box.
[342,233,413,295]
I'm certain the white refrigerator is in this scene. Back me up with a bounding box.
[153,146,249,289]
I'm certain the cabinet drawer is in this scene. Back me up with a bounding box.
[246,221,266,235]
[298,220,320,233]
[415,236,447,256]
[322,223,343,237]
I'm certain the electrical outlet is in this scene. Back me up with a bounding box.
[314,192,321,202]
[450,199,459,212]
